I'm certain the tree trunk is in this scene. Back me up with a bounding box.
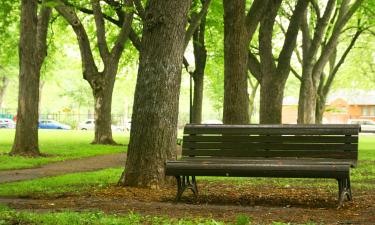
[259,76,285,124]
[248,78,259,122]
[0,76,9,109]
[91,74,116,145]
[315,92,326,124]
[297,76,317,124]
[192,73,204,124]
[223,0,249,124]
[119,0,191,188]
[11,0,51,157]
[191,12,207,124]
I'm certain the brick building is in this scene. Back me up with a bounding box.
[282,94,375,124]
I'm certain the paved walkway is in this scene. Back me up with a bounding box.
[0,153,126,184]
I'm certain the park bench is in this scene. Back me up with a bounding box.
[165,124,360,207]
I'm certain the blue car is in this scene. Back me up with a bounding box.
[38,120,71,130]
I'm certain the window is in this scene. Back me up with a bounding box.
[362,107,369,116]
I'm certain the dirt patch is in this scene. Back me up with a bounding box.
[0,153,126,184]
[1,182,374,224]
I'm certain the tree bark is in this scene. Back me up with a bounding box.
[297,77,317,124]
[192,72,204,124]
[11,0,51,157]
[119,0,191,188]
[223,0,249,124]
[259,76,286,124]
[247,75,259,122]
[0,76,9,109]
[255,0,307,124]
[91,73,116,144]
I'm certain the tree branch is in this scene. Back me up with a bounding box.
[245,0,270,41]
[55,2,98,81]
[276,0,309,78]
[290,66,302,81]
[36,1,52,69]
[309,0,321,19]
[184,0,212,50]
[301,10,311,59]
[304,0,335,66]
[323,28,362,96]
[133,0,145,19]
[259,0,281,75]
[91,0,110,60]
[247,51,262,82]
[312,0,364,81]
[65,0,142,53]
[110,0,134,61]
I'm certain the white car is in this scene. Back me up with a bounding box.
[0,118,16,129]
[78,119,124,132]
[347,119,375,133]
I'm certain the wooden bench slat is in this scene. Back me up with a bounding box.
[182,142,357,151]
[165,163,350,178]
[172,157,356,166]
[183,135,358,143]
[184,125,359,135]
[182,149,357,159]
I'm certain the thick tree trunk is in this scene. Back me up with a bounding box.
[0,76,9,109]
[91,74,116,144]
[11,0,51,156]
[119,0,191,188]
[191,13,207,124]
[259,76,285,124]
[315,94,326,124]
[192,73,204,124]
[223,0,249,124]
[297,77,317,124]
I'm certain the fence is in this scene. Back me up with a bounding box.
[39,113,129,129]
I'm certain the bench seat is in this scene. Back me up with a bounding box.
[166,158,351,178]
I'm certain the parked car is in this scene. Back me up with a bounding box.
[0,118,16,129]
[347,119,375,133]
[78,119,124,132]
[38,119,71,130]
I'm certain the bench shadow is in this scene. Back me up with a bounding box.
[160,183,343,209]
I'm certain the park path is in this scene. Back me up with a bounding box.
[0,152,126,184]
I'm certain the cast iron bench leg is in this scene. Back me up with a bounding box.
[338,177,352,207]
[175,175,198,201]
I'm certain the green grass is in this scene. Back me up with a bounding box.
[358,135,375,160]
[0,168,123,197]
[0,134,373,198]
[0,205,313,225]
[0,130,129,170]
[0,206,227,225]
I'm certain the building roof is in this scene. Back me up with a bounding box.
[328,90,375,105]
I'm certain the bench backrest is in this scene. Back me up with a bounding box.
[182,124,360,165]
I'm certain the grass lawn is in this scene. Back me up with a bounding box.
[0,135,373,225]
[0,204,298,225]
[0,135,373,197]
[0,130,129,170]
